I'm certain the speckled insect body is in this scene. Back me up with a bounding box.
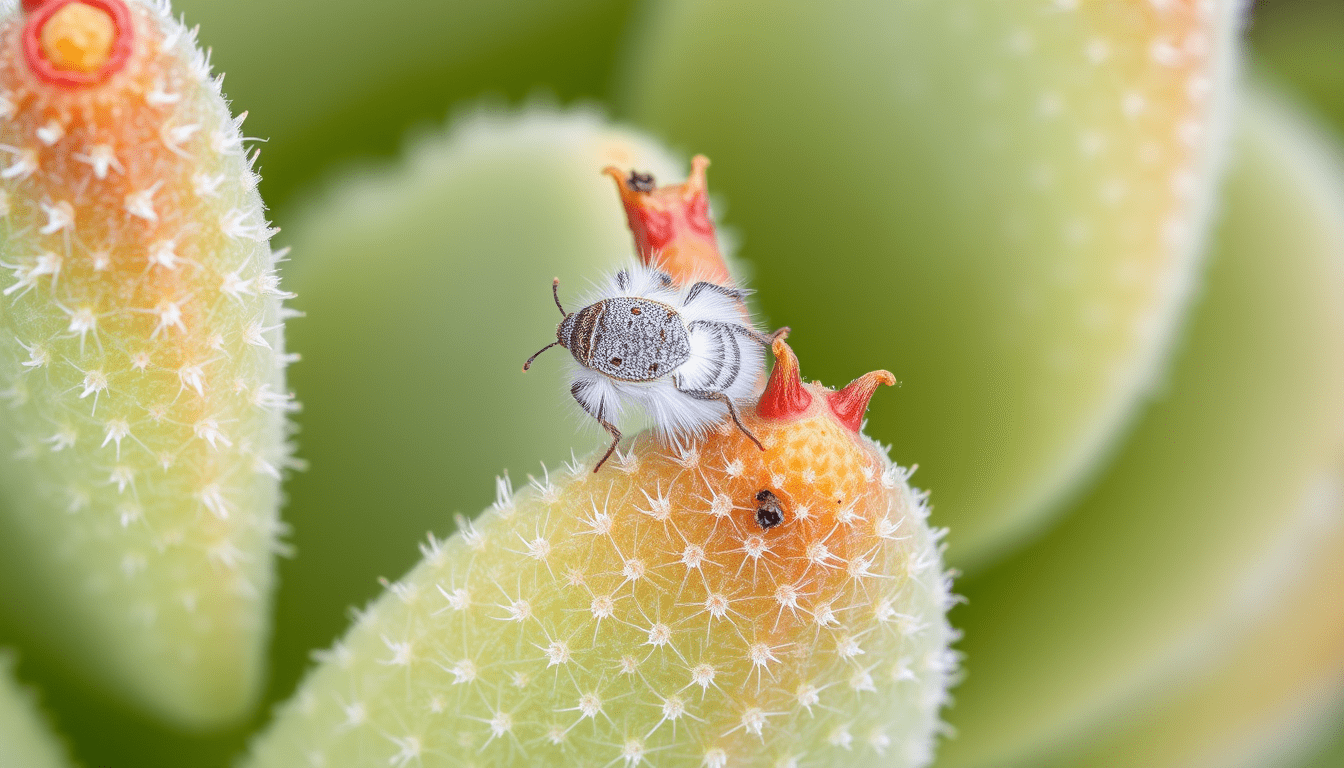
[563,297,690,382]
[526,264,785,471]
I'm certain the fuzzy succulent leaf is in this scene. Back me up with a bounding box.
[940,86,1344,768]
[0,651,72,768]
[620,0,1242,569]
[1034,498,1344,768]
[0,0,292,726]
[273,109,694,707]
[246,369,954,768]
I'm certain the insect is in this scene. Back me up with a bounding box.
[626,170,657,193]
[524,264,786,472]
[755,490,784,529]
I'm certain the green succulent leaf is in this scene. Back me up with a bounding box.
[247,385,954,768]
[0,0,292,726]
[939,85,1344,768]
[620,0,1242,569]
[1034,508,1344,768]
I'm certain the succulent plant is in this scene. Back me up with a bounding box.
[941,86,1344,768]
[621,0,1245,567]
[0,0,1342,767]
[269,108,696,709]
[248,335,955,768]
[245,139,958,765]
[0,0,292,727]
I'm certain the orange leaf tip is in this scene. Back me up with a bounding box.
[23,0,132,87]
[603,153,732,287]
[827,369,896,433]
[758,337,895,434]
[758,335,812,421]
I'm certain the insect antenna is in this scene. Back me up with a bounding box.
[523,342,560,372]
[552,277,566,316]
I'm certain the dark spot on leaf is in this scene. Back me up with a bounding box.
[755,490,784,530]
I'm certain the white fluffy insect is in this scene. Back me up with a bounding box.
[524,264,786,472]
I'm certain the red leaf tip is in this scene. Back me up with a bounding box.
[826,370,896,433]
[758,335,813,422]
[603,154,730,287]
[23,0,133,88]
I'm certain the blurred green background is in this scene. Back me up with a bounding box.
[0,0,1340,766]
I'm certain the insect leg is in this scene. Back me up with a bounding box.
[674,381,765,452]
[687,319,781,347]
[685,281,750,305]
[572,381,622,472]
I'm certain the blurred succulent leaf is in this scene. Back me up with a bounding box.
[171,0,639,208]
[620,0,1241,568]
[272,108,690,707]
[0,652,72,768]
[0,0,292,726]
[938,86,1344,768]
[248,367,954,768]
[1033,501,1344,768]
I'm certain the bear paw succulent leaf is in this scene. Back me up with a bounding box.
[621,0,1244,569]
[247,341,956,768]
[940,84,1344,768]
[1035,499,1344,768]
[0,0,294,727]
